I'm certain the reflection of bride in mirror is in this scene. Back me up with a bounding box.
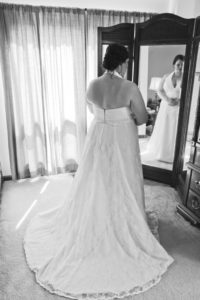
[147,54,184,163]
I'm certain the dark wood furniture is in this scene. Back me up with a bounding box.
[177,17,200,225]
[134,14,194,186]
[98,13,195,185]
[98,14,200,226]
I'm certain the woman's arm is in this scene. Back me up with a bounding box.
[130,83,148,125]
[86,99,94,113]
[157,75,170,102]
[86,81,95,113]
[157,75,179,106]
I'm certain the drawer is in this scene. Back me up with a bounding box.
[194,146,200,168]
[190,170,200,195]
[187,189,200,218]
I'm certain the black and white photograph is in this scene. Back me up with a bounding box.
[0,0,200,299]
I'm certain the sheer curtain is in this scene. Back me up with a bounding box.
[86,9,156,128]
[0,6,45,179]
[0,4,155,179]
[0,5,86,179]
[38,7,86,175]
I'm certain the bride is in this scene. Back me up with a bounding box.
[146,54,184,163]
[24,43,174,299]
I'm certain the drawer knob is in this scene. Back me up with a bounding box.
[191,198,200,210]
[194,180,200,186]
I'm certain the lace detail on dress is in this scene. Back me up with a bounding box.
[24,240,172,300]
[146,210,160,241]
[23,208,173,300]
[23,105,174,298]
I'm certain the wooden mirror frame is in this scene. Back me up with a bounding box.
[176,17,200,198]
[176,17,200,225]
[97,13,197,187]
[133,13,194,186]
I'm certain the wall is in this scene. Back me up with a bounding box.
[2,0,199,16]
[194,1,200,18]
[168,0,200,18]
[148,45,186,99]
[138,46,149,135]
[0,74,11,176]
[0,0,168,13]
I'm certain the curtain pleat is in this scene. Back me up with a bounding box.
[0,9,18,179]
[0,3,155,179]
[0,5,86,178]
[0,6,45,179]
[37,7,86,175]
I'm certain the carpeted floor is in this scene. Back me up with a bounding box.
[0,174,200,300]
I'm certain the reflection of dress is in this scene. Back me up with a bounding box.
[147,72,181,163]
[24,104,173,299]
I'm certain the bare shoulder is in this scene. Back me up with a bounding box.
[163,73,170,79]
[87,77,103,102]
[123,80,141,95]
[88,76,105,91]
[158,73,170,89]
[87,77,100,93]
[121,79,136,90]
[88,77,99,87]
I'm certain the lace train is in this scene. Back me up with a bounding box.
[23,105,174,298]
[24,209,173,299]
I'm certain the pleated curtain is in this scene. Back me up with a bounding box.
[0,5,86,179]
[0,4,155,179]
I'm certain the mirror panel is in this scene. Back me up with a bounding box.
[102,44,130,80]
[138,45,186,170]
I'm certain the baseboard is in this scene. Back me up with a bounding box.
[176,203,200,227]
[3,175,12,181]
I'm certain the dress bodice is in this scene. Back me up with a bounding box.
[93,104,132,122]
[163,72,181,99]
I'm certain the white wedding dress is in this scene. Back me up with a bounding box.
[24,104,174,299]
[147,72,181,163]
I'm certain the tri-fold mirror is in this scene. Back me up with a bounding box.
[98,13,200,201]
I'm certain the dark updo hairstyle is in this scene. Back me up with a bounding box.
[173,54,185,65]
[102,43,129,71]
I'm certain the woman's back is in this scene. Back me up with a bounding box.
[87,73,132,109]
[87,72,148,125]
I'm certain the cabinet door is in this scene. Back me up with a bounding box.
[176,17,200,199]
